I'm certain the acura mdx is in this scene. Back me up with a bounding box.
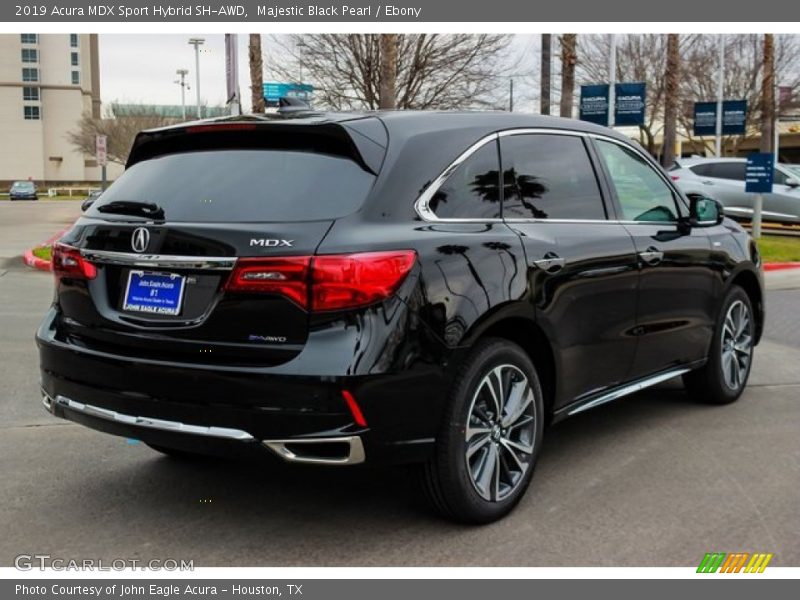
[37,112,764,522]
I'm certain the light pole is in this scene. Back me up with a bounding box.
[174,69,189,120]
[608,34,617,127]
[188,37,205,119]
[715,35,726,157]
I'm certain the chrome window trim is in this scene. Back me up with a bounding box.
[414,132,500,223]
[80,249,236,271]
[414,127,670,226]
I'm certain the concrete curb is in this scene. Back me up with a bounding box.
[22,228,68,273]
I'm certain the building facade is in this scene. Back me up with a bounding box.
[0,33,110,184]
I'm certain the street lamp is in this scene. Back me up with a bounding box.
[174,68,189,121]
[188,37,205,119]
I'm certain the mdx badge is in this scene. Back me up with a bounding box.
[250,239,294,247]
[131,227,150,253]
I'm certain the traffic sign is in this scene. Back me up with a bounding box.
[745,153,774,194]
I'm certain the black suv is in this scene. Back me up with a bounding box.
[37,112,764,523]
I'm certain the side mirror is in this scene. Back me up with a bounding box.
[786,178,800,188]
[689,195,724,227]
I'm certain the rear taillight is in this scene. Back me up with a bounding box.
[225,250,416,312]
[670,175,680,181]
[52,243,97,280]
[224,257,312,308]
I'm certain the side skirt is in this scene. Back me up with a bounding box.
[552,360,706,423]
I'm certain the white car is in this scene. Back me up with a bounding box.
[669,157,800,224]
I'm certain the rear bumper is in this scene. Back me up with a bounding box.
[37,310,448,465]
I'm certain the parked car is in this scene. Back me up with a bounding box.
[670,156,800,224]
[81,189,103,212]
[9,180,38,200]
[37,112,764,523]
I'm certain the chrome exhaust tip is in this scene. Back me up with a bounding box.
[41,392,53,413]
[262,436,365,466]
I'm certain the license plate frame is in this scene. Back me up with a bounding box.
[122,270,186,316]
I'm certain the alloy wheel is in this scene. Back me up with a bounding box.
[720,299,753,391]
[464,364,536,502]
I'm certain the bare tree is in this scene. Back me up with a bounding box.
[540,34,552,115]
[67,104,180,165]
[249,34,265,114]
[270,34,510,110]
[662,34,680,167]
[559,34,577,118]
[379,34,398,109]
[761,34,775,153]
[578,34,800,156]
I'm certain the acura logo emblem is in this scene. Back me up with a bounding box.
[131,227,150,253]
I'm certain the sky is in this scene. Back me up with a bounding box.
[98,34,542,114]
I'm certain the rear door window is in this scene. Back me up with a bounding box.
[708,162,746,181]
[89,149,376,223]
[500,134,607,220]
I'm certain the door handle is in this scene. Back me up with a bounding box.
[532,253,566,274]
[638,247,664,266]
[701,180,714,185]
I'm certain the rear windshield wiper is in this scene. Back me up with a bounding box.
[96,200,165,220]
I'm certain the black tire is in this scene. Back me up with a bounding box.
[422,338,545,523]
[683,286,755,405]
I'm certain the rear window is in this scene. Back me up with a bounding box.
[88,149,376,222]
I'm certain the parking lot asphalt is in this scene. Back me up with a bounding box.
[0,200,798,567]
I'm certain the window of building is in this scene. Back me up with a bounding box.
[70,34,79,47]
[500,134,607,220]
[428,141,502,219]
[21,34,37,44]
[22,68,39,82]
[22,87,39,101]
[71,71,80,85]
[21,48,38,63]
[71,52,79,67]
[595,139,680,223]
[24,106,41,120]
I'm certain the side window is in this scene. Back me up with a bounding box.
[595,139,679,223]
[773,169,787,186]
[428,141,501,219]
[689,163,713,177]
[709,162,746,181]
[500,134,606,220]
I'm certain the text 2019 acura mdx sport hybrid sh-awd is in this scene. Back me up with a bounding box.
[37,112,764,523]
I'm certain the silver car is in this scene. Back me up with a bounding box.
[670,157,800,224]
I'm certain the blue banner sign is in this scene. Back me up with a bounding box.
[580,84,609,125]
[263,82,314,107]
[693,101,717,136]
[693,100,748,136]
[614,82,646,126]
[745,153,774,194]
[722,100,747,135]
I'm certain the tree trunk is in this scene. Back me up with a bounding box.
[661,34,680,168]
[379,34,397,109]
[540,34,552,115]
[249,34,265,114]
[559,34,577,118]
[760,34,775,154]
